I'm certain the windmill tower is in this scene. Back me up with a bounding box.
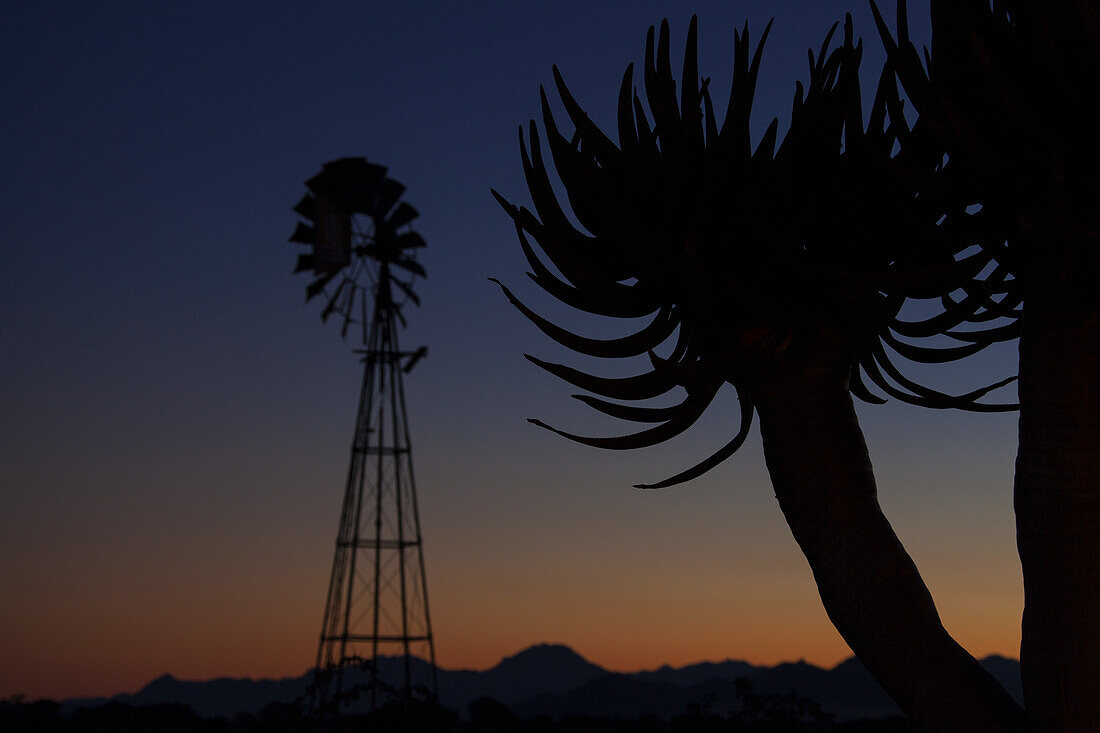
[289,157,438,715]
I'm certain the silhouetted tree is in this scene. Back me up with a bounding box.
[494,14,1022,732]
[731,677,834,728]
[870,1,1100,728]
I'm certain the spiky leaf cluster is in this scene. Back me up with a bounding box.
[494,15,1018,488]
[872,0,1100,300]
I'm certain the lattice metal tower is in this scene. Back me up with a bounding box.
[289,158,437,714]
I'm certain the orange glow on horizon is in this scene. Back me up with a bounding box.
[2,554,1022,702]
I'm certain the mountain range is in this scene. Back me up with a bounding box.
[59,644,1023,722]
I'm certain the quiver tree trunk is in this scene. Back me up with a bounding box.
[751,367,1025,732]
[1015,241,1100,730]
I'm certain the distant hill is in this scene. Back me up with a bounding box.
[60,644,1022,722]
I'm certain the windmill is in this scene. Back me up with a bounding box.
[290,157,437,715]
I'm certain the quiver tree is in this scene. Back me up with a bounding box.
[494,15,1024,731]
[871,1,1100,727]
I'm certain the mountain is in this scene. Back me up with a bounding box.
[58,644,1021,723]
[62,673,309,719]
[511,656,902,722]
[632,660,757,688]
[433,643,604,711]
[980,654,1025,704]
[463,644,605,703]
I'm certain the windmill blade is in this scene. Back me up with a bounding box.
[387,201,419,229]
[392,277,421,306]
[340,284,358,336]
[305,171,332,197]
[294,253,316,274]
[307,158,377,205]
[344,161,388,212]
[306,271,338,301]
[289,223,315,244]
[293,194,316,221]
[308,159,385,213]
[373,179,406,218]
[392,256,426,278]
[321,156,367,175]
[397,231,427,249]
[321,278,351,322]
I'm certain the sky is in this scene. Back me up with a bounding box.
[0,0,1025,701]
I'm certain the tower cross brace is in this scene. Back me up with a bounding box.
[312,266,438,713]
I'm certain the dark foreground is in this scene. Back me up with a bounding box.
[3,697,912,733]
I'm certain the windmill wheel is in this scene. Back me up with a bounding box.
[289,157,426,340]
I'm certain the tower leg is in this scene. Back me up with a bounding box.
[311,301,437,720]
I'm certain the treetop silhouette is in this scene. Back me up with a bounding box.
[872,0,1100,299]
[493,14,1017,490]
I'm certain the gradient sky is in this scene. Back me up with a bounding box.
[0,0,1024,701]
